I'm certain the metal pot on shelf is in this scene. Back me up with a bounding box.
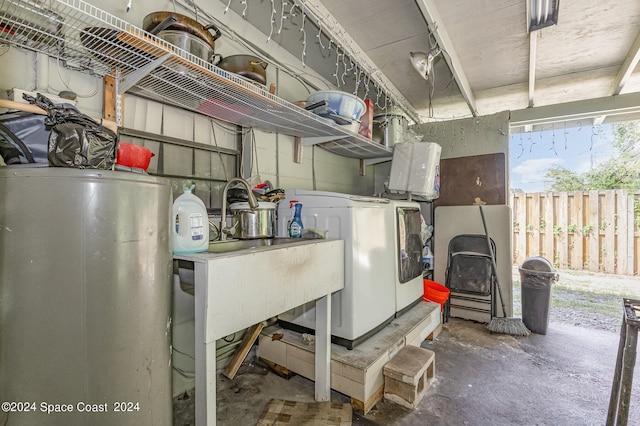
[143,11,222,64]
[217,54,269,85]
[229,201,276,239]
[372,112,408,147]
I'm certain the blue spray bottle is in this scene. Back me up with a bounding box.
[289,201,303,238]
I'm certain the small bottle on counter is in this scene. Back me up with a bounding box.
[289,202,304,238]
[286,199,298,235]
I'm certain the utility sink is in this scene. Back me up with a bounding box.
[206,237,306,253]
[173,237,344,336]
[172,238,344,426]
[176,237,332,294]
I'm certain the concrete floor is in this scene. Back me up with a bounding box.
[173,318,640,425]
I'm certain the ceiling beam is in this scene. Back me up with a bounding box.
[510,91,640,128]
[611,29,640,95]
[414,0,478,117]
[528,32,538,108]
[593,28,640,125]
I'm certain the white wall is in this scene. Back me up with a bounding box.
[0,50,107,118]
[415,111,510,160]
[250,126,374,195]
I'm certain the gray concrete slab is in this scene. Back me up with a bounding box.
[173,319,640,425]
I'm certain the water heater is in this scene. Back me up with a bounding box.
[0,167,173,425]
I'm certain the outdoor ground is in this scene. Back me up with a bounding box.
[512,266,640,333]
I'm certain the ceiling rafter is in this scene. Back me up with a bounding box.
[593,28,640,125]
[524,33,538,132]
[414,0,478,117]
[611,29,640,95]
[528,32,538,109]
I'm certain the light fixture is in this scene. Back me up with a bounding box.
[528,0,560,32]
[409,48,441,81]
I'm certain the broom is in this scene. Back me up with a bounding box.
[479,205,530,337]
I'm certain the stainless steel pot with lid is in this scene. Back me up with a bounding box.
[143,12,222,47]
[155,30,219,63]
[143,12,222,64]
[217,54,269,85]
[229,201,276,239]
[372,113,408,148]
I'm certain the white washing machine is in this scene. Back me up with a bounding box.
[277,189,397,349]
[390,199,424,315]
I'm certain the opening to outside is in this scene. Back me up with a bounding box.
[509,120,640,333]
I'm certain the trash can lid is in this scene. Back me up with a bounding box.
[520,256,555,272]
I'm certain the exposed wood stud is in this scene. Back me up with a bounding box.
[103,75,119,124]
[294,137,303,164]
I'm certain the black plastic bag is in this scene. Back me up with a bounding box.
[47,117,117,169]
[24,93,118,169]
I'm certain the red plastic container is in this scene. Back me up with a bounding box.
[116,142,155,171]
[422,279,450,309]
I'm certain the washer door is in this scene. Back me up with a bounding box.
[397,206,422,283]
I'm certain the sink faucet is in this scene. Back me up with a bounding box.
[220,177,259,240]
[208,220,220,241]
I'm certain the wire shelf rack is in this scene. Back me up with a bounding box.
[0,0,393,159]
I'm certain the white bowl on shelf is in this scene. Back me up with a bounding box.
[306,90,366,121]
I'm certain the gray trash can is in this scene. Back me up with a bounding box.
[519,256,558,335]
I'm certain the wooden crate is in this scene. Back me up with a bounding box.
[258,301,441,414]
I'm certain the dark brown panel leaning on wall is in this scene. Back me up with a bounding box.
[435,152,506,207]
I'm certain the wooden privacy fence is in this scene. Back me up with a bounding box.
[511,190,640,275]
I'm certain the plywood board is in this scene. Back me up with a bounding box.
[435,153,506,207]
[223,322,264,379]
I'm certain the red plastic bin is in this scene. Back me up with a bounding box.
[422,279,450,310]
[116,142,155,171]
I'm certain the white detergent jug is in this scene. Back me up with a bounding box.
[172,185,209,254]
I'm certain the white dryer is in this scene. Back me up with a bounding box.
[277,189,397,349]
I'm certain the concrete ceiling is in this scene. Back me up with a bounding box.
[226,0,640,128]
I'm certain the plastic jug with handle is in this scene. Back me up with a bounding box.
[172,184,209,254]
